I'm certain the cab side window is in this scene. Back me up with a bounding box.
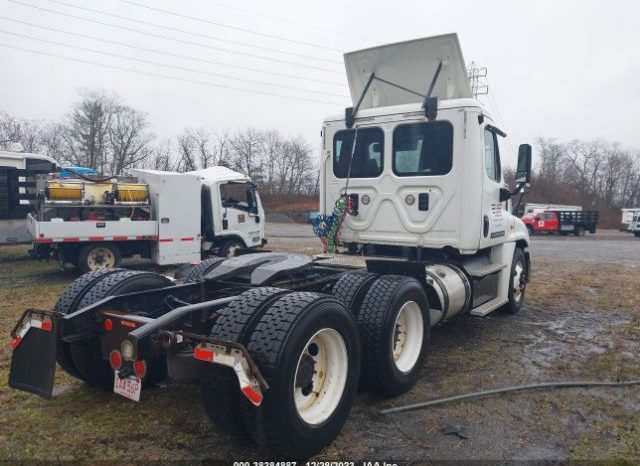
[220,182,257,213]
[484,128,501,182]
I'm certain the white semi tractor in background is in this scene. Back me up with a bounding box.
[9,34,532,458]
[28,166,266,271]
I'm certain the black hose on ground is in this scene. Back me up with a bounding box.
[379,380,640,414]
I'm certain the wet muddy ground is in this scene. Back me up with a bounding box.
[0,230,638,462]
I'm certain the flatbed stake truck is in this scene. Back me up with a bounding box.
[521,209,598,236]
[8,34,532,459]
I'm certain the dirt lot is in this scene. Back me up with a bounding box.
[0,229,639,462]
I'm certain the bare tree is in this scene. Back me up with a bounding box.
[39,122,68,162]
[229,128,265,180]
[176,128,197,172]
[108,105,155,175]
[0,111,43,152]
[146,139,177,171]
[63,90,114,172]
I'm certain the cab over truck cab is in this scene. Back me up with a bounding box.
[320,33,532,319]
[8,34,533,459]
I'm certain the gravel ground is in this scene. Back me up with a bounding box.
[0,226,638,462]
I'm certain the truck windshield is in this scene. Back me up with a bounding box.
[333,127,384,178]
[392,121,453,176]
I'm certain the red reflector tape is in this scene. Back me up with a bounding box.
[181,237,194,241]
[241,385,263,406]
[11,336,22,350]
[158,238,173,243]
[35,238,53,244]
[120,320,136,328]
[193,346,215,363]
[40,321,53,331]
[113,236,128,241]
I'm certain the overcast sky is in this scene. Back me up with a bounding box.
[0,0,639,167]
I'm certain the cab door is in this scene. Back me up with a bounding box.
[479,125,506,249]
[219,181,262,247]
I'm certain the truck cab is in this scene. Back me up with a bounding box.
[319,34,532,318]
[188,166,266,256]
[522,211,559,234]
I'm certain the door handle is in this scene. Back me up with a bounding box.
[483,215,489,238]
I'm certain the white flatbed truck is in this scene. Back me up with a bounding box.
[8,34,532,458]
[29,167,266,271]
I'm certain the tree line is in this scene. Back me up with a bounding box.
[3,90,639,225]
[0,90,318,196]
[513,137,640,227]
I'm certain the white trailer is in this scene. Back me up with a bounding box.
[29,167,266,271]
[0,144,57,244]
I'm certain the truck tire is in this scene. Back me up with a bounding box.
[330,271,378,317]
[77,243,122,273]
[357,275,430,397]
[69,270,173,390]
[574,226,585,237]
[53,268,125,379]
[183,257,226,282]
[219,238,244,258]
[201,287,291,438]
[502,248,527,315]
[241,292,360,458]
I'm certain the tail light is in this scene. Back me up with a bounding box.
[109,350,122,370]
[104,319,113,332]
[133,360,147,378]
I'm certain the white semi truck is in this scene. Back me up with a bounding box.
[29,167,266,271]
[9,34,532,458]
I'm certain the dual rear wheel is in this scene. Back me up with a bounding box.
[200,274,431,457]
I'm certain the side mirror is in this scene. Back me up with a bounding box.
[516,144,532,184]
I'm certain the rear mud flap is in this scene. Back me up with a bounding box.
[8,311,58,399]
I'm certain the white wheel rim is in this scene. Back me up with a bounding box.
[293,328,348,425]
[513,261,525,302]
[87,247,115,270]
[392,301,424,373]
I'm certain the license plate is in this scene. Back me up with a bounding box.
[113,371,141,402]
